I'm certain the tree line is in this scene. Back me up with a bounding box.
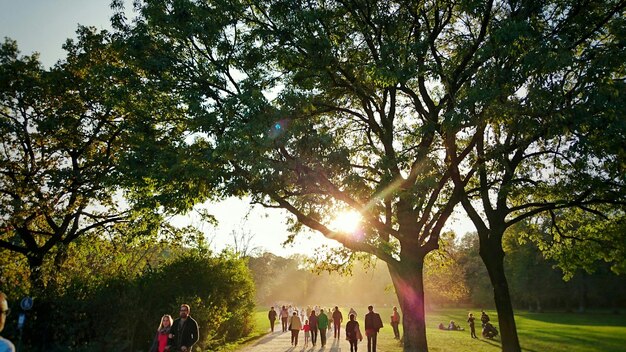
[247,230,626,313]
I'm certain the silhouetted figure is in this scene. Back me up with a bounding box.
[482,321,498,339]
[364,305,383,352]
[345,313,363,352]
[333,306,344,338]
[268,307,277,332]
[480,310,490,328]
[309,310,319,346]
[289,312,302,346]
[467,313,477,338]
[318,309,329,347]
[390,306,401,339]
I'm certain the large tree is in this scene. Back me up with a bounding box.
[0,28,163,292]
[118,0,625,351]
[444,1,626,350]
[121,0,476,349]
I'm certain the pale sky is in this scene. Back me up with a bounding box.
[0,0,474,257]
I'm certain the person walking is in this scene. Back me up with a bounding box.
[345,313,363,352]
[281,306,289,332]
[349,307,357,318]
[467,313,478,339]
[0,292,15,352]
[309,308,319,346]
[150,315,173,352]
[390,306,401,339]
[169,304,199,352]
[364,305,383,352]
[332,306,344,338]
[303,319,311,347]
[317,308,330,347]
[327,307,333,334]
[289,312,303,346]
[268,307,277,332]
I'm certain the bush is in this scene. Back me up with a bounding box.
[22,251,255,351]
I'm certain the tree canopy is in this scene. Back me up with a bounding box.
[0,29,141,290]
[111,1,625,351]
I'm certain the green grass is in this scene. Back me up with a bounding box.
[232,308,626,352]
[213,309,273,352]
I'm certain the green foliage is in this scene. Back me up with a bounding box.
[521,207,626,278]
[146,251,256,345]
[16,250,255,351]
[0,29,155,291]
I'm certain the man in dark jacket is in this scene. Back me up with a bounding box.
[364,305,383,352]
[332,306,344,338]
[268,307,278,332]
[170,304,199,352]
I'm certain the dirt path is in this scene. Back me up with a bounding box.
[235,329,363,352]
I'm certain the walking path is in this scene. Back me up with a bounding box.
[236,329,361,352]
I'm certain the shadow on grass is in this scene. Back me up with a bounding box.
[479,337,501,349]
[519,312,626,327]
[215,331,275,351]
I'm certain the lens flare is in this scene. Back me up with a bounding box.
[330,211,362,234]
[268,119,289,139]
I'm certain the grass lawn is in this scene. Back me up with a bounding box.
[242,308,626,352]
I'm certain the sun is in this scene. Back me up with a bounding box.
[329,210,362,233]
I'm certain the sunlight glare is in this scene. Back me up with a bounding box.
[330,210,362,233]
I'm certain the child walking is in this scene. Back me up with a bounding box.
[303,319,311,347]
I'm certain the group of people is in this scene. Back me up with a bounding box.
[478,311,498,339]
[149,304,200,352]
[439,310,498,340]
[268,304,392,352]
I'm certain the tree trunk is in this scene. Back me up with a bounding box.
[480,238,521,352]
[27,254,46,294]
[388,258,429,352]
[578,275,587,313]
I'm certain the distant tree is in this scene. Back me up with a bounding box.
[423,235,470,307]
[229,228,262,258]
[502,225,569,312]
[247,252,285,304]
[454,234,493,307]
